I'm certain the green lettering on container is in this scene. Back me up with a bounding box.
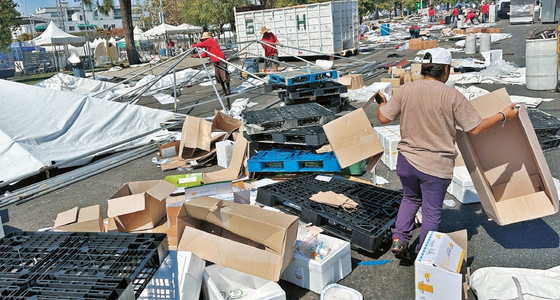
[246,19,254,34]
[296,14,306,31]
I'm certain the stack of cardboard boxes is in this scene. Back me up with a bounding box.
[380,64,424,94]
[409,38,438,50]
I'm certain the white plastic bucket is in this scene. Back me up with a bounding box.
[525,38,558,91]
[465,34,476,54]
[457,20,464,29]
[489,5,496,22]
[479,33,491,53]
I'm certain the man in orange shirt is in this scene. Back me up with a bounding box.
[260,26,282,72]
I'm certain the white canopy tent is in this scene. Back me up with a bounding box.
[134,25,147,40]
[0,80,175,184]
[32,21,85,46]
[143,23,184,37]
[177,23,203,33]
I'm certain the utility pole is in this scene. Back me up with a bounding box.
[80,1,96,79]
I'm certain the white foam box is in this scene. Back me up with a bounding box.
[216,140,235,168]
[139,250,205,300]
[447,166,480,204]
[367,82,393,97]
[202,264,286,300]
[374,125,401,171]
[280,233,351,294]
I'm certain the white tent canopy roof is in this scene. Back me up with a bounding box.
[133,25,147,40]
[177,23,203,33]
[143,23,184,37]
[32,20,85,46]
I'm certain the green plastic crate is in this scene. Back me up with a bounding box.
[164,173,203,188]
[342,159,367,176]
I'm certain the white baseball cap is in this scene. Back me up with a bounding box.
[423,47,452,65]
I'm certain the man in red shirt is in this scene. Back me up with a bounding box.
[192,32,231,95]
[465,8,480,24]
[451,7,459,28]
[480,3,490,23]
[260,26,282,72]
[428,5,435,22]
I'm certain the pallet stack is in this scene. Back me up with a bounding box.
[528,109,560,151]
[269,69,349,113]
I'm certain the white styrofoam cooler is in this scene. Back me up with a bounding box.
[280,233,351,294]
[234,0,359,57]
[202,264,285,300]
[139,250,205,300]
[216,140,235,169]
[374,125,400,171]
[447,166,480,204]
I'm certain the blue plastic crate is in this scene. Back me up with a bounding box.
[247,149,341,172]
[268,69,339,86]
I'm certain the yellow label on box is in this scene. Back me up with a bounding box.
[417,282,434,293]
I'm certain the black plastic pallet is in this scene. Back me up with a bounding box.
[280,93,342,107]
[243,103,335,135]
[243,126,328,147]
[537,131,560,151]
[0,232,167,300]
[280,81,348,99]
[256,175,402,252]
[529,109,560,135]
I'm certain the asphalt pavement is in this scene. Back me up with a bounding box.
[2,18,560,300]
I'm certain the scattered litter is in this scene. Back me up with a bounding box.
[387,53,404,58]
[449,61,525,85]
[321,284,363,300]
[153,93,176,104]
[199,79,217,86]
[230,77,265,94]
[443,199,456,208]
[152,157,173,165]
[227,98,251,120]
[3,191,9,197]
[358,260,393,266]
[316,59,334,70]
[527,28,557,40]
[374,176,390,185]
[479,59,519,78]
[455,85,490,100]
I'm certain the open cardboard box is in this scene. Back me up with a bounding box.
[107,180,178,232]
[176,197,299,281]
[456,88,559,225]
[54,205,104,232]
[415,230,468,300]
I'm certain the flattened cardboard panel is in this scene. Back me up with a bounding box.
[127,181,160,195]
[77,205,102,223]
[322,108,384,168]
[145,196,167,226]
[212,111,242,132]
[146,180,178,202]
[116,209,155,232]
[107,194,146,217]
[469,88,511,119]
[54,207,78,228]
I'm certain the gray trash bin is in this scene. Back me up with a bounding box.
[72,61,85,78]
[245,57,259,74]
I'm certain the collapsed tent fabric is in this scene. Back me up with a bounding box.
[35,73,121,97]
[0,80,175,184]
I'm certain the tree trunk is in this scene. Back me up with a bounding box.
[119,0,141,65]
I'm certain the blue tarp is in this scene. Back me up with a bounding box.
[9,42,46,60]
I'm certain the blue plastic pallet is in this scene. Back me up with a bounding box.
[247,149,341,172]
[269,69,339,86]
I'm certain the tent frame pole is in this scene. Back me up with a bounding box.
[81,1,95,79]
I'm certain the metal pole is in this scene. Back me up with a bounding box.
[258,40,319,69]
[194,47,268,83]
[195,49,228,113]
[81,1,95,79]
[173,68,177,112]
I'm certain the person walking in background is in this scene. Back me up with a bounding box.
[409,25,420,39]
[480,2,490,23]
[428,5,436,22]
[375,48,519,261]
[451,6,460,28]
[191,32,231,95]
[260,26,282,73]
[167,39,175,56]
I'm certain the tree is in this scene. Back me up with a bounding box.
[0,0,20,51]
[118,0,141,64]
[17,32,34,41]
[180,0,247,34]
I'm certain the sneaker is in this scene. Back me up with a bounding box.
[391,237,409,259]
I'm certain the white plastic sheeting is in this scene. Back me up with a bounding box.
[0,80,175,184]
[455,85,551,107]
[470,266,560,300]
[35,73,122,97]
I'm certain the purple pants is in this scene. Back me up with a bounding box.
[393,153,451,253]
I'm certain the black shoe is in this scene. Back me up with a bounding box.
[391,237,410,260]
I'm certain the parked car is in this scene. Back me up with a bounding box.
[497,0,511,19]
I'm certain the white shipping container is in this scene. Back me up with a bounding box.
[234,0,359,58]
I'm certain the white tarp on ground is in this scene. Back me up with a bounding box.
[455,85,552,107]
[34,73,123,97]
[0,80,175,184]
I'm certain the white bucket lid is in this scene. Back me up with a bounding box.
[321,284,363,300]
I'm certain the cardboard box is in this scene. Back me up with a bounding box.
[403,73,412,83]
[415,230,467,300]
[488,28,501,33]
[456,89,559,225]
[465,28,475,34]
[409,38,423,50]
[412,74,424,81]
[322,97,384,171]
[390,67,406,78]
[422,40,437,49]
[281,233,351,293]
[337,74,364,90]
[159,141,180,158]
[381,77,404,87]
[54,205,104,232]
[202,133,248,183]
[107,180,178,232]
[179,116,213,159]
[410,63,422,75]
[176,197,299,281]
[453,29,466,35]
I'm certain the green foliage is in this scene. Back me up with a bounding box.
[180,0,247,33]
[136,0,162,28]
[17,32,34,41]
[98,0,115,16]
[0,0,20,51]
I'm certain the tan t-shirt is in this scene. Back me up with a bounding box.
[379,80,483,179]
